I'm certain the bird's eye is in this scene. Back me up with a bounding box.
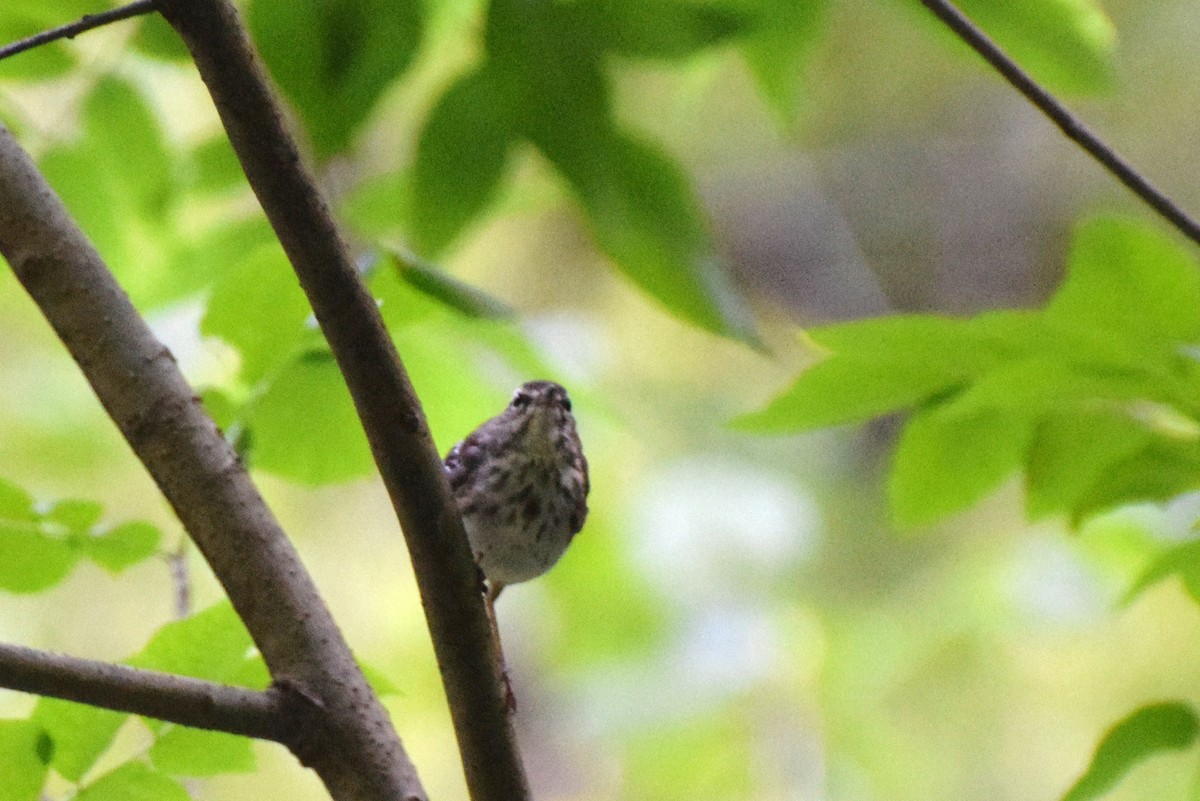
[511,392,532,409]
[561,397,572,412]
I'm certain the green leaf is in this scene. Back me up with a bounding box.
[187,136,246,196]
[593,0,750,59]
[0,478,35,520]
[386,250,514,320]
[1071,443,1200,524]
[82,521,162,573]
[39,77,179,308]
[149,728,256,777]
[1129,540,1200,606]
[1026,412,1151,519]
[0,14,75,80]
[172,217,276,301]
[340,170,412,241]
[1061,702,1199,801]
[249,0,423,157]
[0,523,78,593]
[31,698,126,783]
[82,77,174,219]
[129,13,190,62]
[358,661,400,697]
[549,130,756,340]
[947,0,1115,95]
[128,602,259,685]
[75,762,190,801]
[734,313,1025,431]
[38,147,135,287]
[735,0,830,131]
[1046,217,1200,343]
[201,244,314,385]
[243,352,375,484]
[44,499,104,533]
[0,720,51,801]
[409,68,517,255]
[890,404,1031,526]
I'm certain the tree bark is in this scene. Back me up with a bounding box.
[154,2,533,799]
[0,123,426,801]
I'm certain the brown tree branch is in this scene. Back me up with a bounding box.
[0,642,288,741]
[0,125,425,801]
[152,2,532,800]
[919,0,1200,247]
[0,0,156,62]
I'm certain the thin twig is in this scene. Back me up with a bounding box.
[154,2,531,800]
[0,0,156,63]
[0,642,287,741]
[920,0,1200,247]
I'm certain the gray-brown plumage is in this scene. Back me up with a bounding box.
[445,379,589,597]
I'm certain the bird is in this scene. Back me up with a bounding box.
[444,380,589,705]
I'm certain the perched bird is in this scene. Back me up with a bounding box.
[444,380,589,702]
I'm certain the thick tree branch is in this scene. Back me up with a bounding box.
[0,0,155,63]
[0,126,424,801]
[920,0,1200,247]
[0,642,287,741]
[153,2,531,800]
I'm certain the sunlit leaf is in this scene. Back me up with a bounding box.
[0,720,51,801]
[201,244,315,385]
[890,404,1031,526]
[942,0,1115,95]
[1047,217,1200,343]
[735,0,830,130]
[128,602,259,686]
[0,12,75,80]
[1128,539,1200,606]
[409,69,517,255]
[549,130,756,341]
[1026,412,1150,519]
[0,478,35,520]
[150,728,256,777]
[187,136,246,196]
[0,523,78,593]
[1061,702,1198,801]
[75,762,190,801]
[734,313,1026,431]
[130,13,190,62]
[243,351,375,484]
[31,699,126,783]
[249,0,423,157]
[82,77,174,219]
[593,0,750,59]
[1071,443,1200,525]
[81,521,162,573]
[386,250,514,320]
[44,499,103,533]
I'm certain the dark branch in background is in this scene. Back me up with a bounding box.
[0,642,288,741]
[920,0,1200,247]
[0,126,425,801]
[0,0,155,62]
[152,2,531,799]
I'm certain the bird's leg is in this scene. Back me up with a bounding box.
[484,581,516,712]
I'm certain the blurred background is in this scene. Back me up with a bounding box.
[3,0,1200,799]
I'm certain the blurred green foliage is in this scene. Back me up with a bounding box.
[4,0,1200,800]
[740,217,1200,527]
